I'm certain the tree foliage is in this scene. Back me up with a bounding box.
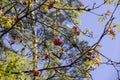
[0,0,120,80]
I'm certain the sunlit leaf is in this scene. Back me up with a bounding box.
[98,16,106,22]
[79,32,83,37]
[73,19,82,26]
[116,24,120,32]
[109,33,115,40]
[95,45,101,51]
[91,53,102,66]
[104,0,113,4]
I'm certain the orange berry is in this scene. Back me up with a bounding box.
[72,26,80,35]
[94,59,100,66]
[109,28,115,35]
[76,29,80,35]
[87,50,94,56]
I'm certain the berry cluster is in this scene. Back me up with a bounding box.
[72,26,80,35]
[54,38,63,46]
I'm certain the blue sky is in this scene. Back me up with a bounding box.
[80,0,120,80]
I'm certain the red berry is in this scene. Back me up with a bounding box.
[56,22,61,28]
[10,40,15,45]
[33,70,40,76]
[45,54,50,60]
[19,37,23,43]
[61,47,64,51]
[14,16,18,22]
[72,26,80,35]
[72,26,77,31]
[48,3,54,9]
[109,28,115,35]
[76,29,80,35]
[79,2,84,7]
[87,50,94,56]
[54,38,63,46]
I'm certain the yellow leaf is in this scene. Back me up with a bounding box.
[73,35,77,43]
[73,19,82,26]
[97,53,102,64]
[109,34,115,40]
[104,0,113,4]
[98,16,106,22]
[116,24,120,32]
[79,32,83,37]
[84,72,90,80]
[44,7,50,13]
[0,10,3,16]
[95,45,101,51]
